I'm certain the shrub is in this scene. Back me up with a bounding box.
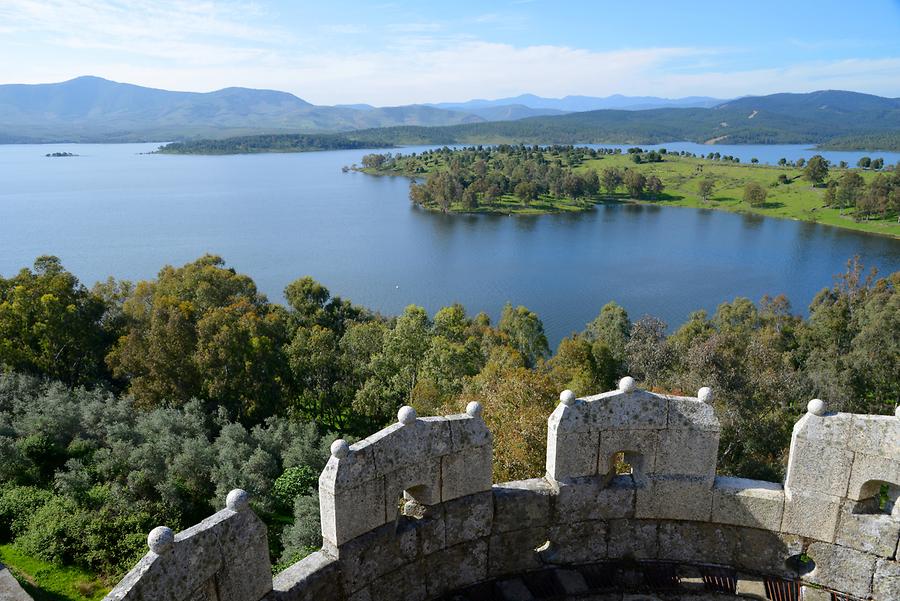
[0,485,54,541]
[273,466,317,513]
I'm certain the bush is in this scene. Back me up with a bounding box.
[15,495,81,565]
[0,485,54,541]
[273,466,317,513]
[278,493,322,566]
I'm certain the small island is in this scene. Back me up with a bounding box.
[45,151,77,157]
[155,133,378,155]
[357,145,900,237]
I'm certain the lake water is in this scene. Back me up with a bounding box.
[1,142,899,345]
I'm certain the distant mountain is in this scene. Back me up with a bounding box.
[0,76,485,142]
[347,90,900,147]
[431,93,726,112]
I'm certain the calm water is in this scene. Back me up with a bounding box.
[1,142,899,345]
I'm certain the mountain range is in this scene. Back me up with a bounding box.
[1,77,899,147]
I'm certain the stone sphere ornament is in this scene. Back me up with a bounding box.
[466,401,483,418]
[807,398,826,416]
[226,488,250,512]
[330,439,350,459]
[895,405,899,418]
[398,405,417,425]
[618,376,636,393]
[147,526,174,554]
[697,387,713,403]
[559,390,576,406]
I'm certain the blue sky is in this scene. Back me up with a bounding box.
[2,0,900,105]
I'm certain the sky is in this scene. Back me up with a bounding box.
[2,0,900,106]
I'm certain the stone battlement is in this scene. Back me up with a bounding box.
[103,380,900,601]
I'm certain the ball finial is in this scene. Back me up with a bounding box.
[618,376,636,393]
[697,387,713,403]
[330,439,350,459]
[559,390,576,406]
[807,399,826,416]
[896,405,900,419]
[398,405,417,425]
[466,401,483,418]
[147,526,174,554]
[226,488,250,512]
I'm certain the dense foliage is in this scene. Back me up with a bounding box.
[156,134,373,155]
[1,255,897,584]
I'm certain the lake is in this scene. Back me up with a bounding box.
[1,142,899,345]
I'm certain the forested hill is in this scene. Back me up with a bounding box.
[155,133,374,154]
[346,90,900,147]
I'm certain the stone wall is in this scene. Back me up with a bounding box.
[103,380,900,601]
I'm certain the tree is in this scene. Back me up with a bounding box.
[857,156,872,169]
[743,182,768,207]
[623,170,646,198]
[625,316,671,388]
[646,175,663,199]
[498,303,549,368]
[837,171,865,213]
[601,167,622,197]
[872,157,884,171]
[698,178,715,202]
[514,181,538,204]
[584,301,630,369]
[803,155,829,185]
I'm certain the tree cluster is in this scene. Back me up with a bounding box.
[823,166,900,221]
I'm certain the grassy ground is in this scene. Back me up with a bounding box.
[0,545,109,601]
[578,154,900,238]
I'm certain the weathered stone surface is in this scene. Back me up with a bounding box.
[548,520,608,564]
[593,390,668,430]
[335,522,412,593]
[835,507,900,558]
[780,490,841,542]
[793,411,853,445]
[0,562,33,601]
[657,521,736,565]
[666,396,719,432]
[320,476,386,546]
[553,569,588,595]
[597,430,658,476]
[784,437,852,497]
[423,540,488,600]
[733,530,802,577]
[554,476,635,523]
[873,558,900,601]
[607,519,658,560]
[846,452,900,501]
[384,457,440,520]
[488,527,547,578]
[495,578,534,601]
[711,476,784,530]
[319,439,378,489]
[805,541,876,599]
[848,414,900,460]
[443,491,492,548]
[214,509,273,601]
[368,562,427,601]
[492,479,553,533]
[441,444,492,501]
[370,418,452,476]
[654,429,719,480]
[546,430,599,480]
[635,476,712,521]
[268,551,345,601]
[446,414,492,450]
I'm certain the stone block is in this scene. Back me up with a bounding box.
[446,414,492,450]
[793,412,852,445]
[805,541,876,599]
[780,490,841,542]
[592,390,668,430]
[658,521,737,565]
[800,586,832,601]
[548,400,592,433]
[383,457,440,520]
[270,551,345,601]
[488,527,548,578]
[492,479,553,533]
[335,522,411,593]
[546,430,599,480]
[368,418,452,476]
[848,414,900,460]
[597,429,658,476]
[635,476,712,521]
[835,508,900,557]
[0,562,32,601]
[711,476,784,530]
[443,491,493,548]
[441,444,493,501]
[847,452,900,501]
[214,509,273,601]
[554,476,635,523]
[423,540,488,600]
[547,520,607,564]
[667,396,719,432]
[733,529,803,576]
[784,437,852,497]
[654,429,719,480]
[369,562,427,601]
[607,519,658,560]
[320,438,378,490]
[873,558,900,601]
[320,476,386,547]
[495,578,534,601]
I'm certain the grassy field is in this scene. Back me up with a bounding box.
[0,545,108,601]
[578,154,900,238]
